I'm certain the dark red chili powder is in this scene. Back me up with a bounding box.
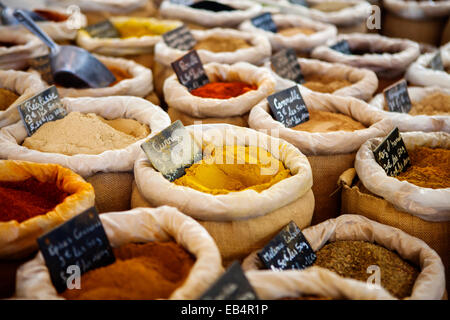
[0,178,70,223]
[190,81,257,99]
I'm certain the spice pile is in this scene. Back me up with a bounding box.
[302,74,352,93]
[194,36,251,52]
[311,1,354,12]
[0,88,19,111]
[409,92,450,116]
[61,241,195,300]
[0,178,69,223]
[190,81,257,99]
[292,109,366,132]
[113,18,178,38]
[278,27,316,37]
[396,147,450,189]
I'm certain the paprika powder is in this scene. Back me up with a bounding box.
[0,178,69,223]
[190,81,257,99]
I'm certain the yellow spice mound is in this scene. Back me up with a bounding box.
[194,36,251,53]
[292,109,366,133]
[174,145,291,195]
[409,92,450,116]
[23,112,150,156]
[279,27,316,37]
[114,18,179,38]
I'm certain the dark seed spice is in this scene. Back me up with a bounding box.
[314,241,419,299]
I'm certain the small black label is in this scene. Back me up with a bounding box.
[163,25,197,51]
[28,54,54,84]
[383,80,412,113]
[84,20,120,38]
[330,40,352,55]
[267,86,309,128]
[141,120,203,182]
[257,221,316,271]
[429,51,444,71]
[288,0,308,6]
[199,262,259,300]
[37,207,115,293]
[170,0,194,5]
[251,13,277,33]
[373,127,410,177]
[17,85,67,136]
[171,50,210,91]
[271,48,304,84]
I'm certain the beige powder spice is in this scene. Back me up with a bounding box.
[278,27,316,37]
[292,109,365,133]
[194,36,251,53]
[22,112,150,156]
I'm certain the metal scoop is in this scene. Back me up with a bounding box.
[13,9,115,88]
[0,2,46,25]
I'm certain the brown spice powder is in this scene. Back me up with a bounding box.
[314,240,419,299]
[108,65,132,87]
[278,27,316,37]
[194,36,251,53]
[0,88,19,111]
[292,109,366,133]
[303,74,352,94]
[396,146,450,189]
[409,92,450,116]
[62,242,195,300]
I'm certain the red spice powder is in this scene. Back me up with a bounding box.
[190,81,257,99]
[0,178,70,223]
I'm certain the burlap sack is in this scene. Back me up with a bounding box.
[0,28,46,70]
[0,160,94,259]
[31,54,154,98]
[164,62,276,127]
[14,206,223,300]
[159,0,262,28]
[154,27,271,100]
[264,57,378,101]
[0,96,171,213]
[406,44,450,89]
[47,0,158,24]
[246,268,395,300]
[248,90,393,223]
[133,124,314,264]
[239,13,337,54]
[368,86,450,133]
[0,70,46,129]
[242,214,446,300]
[311,33,421,79]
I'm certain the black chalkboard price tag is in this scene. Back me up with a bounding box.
[199,262,259,300]
[267,85,309,128]
[271,48,304,84]
[330,40,352,55]
[373,127,410,177]
[383,80,412,113]
[171,50,210,91]
[163,25,197,51]
[84,19,120,38]
[141,120,203,182]
[170,0,194,5]
[29,54,54,84]
[251,12,277,33]
[288,0,308,7]
[257,221,316,271]
[37,207,115,293]
[17,85,67,136]
[429,51,444,71]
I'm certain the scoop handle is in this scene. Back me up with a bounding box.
[13,9,59,55]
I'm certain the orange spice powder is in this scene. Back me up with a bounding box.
[190,81,257,99]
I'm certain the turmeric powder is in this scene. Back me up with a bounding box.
[0,88,19,111]
[62,241,195,300]
[174,145,291,195]
[303,74,352,94]
[396,147,450,189]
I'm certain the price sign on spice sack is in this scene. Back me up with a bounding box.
[163,25,197,51]
[170,0,194,5]
[267,85,309,128]
[17,85,67,136]
[141,120,203,182]
[373,127,410,177]
[37,207,115,293]
[271,48,304,84]
[257,221,316,271]
[330,40,352,55]
[288,0,308,6]
[28,54,54,84]
[383,80,412,113]
[171,50,210,91]
[429,51,444,71]
[84,19,120,38]
[251,12,277,33]
[199,262,259,300]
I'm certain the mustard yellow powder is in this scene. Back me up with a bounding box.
[113,18,179,38]
[173,145,291,195]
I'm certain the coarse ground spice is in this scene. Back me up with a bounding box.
[62,241,195,300]
[194,36,251,53]
[0,88,19,111]
[278,27,316,37]
[0,178,69,223]
[190,81,257,99]
[302,74,352,93]
[292,109,366,132]
[314,240,419,299]
[396,146,450,189]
